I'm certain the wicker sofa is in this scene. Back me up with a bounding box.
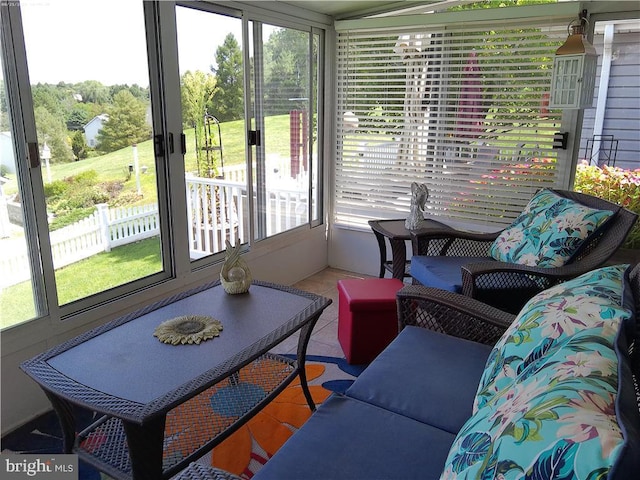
[179,264,640,480]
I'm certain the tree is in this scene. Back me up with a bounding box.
[74,80,110,105]
[182,70,217,128]
[96,90,151,153]
[181,70,218,177]
[263,28,311,116]
[31,83,75,120]
[34,106,74,163]
[211,33,244,122]
[71,130,89,160]
[66,104,92,131]
[109,84,149,102]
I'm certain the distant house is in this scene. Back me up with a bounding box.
[83,114,109,148]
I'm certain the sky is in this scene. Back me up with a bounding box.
[19,0,242,87]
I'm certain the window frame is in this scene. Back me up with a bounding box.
[0,0,329,336]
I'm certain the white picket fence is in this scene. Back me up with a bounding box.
[1,203,160,288]
[1,171,309,288]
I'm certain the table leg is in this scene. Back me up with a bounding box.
[296,315,321,412]
[44,391,76,454]
[389,238,407,280]
[123,416,166,480]
[372,230,387,278]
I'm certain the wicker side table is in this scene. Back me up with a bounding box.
[368,218,451,280]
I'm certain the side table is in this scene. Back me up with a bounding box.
[368,218,451,280]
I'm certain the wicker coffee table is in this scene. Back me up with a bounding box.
[21,281,331,480]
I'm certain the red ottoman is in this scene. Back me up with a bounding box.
[337,278,404,364]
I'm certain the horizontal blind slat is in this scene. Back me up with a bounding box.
[335,19,566,229]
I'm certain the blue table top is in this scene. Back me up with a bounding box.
[22,280,330,421]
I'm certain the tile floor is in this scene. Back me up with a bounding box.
[270,267,372,358]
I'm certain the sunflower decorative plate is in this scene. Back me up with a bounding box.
[154,315,223,345]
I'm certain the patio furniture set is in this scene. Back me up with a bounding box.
[179,186,639,479]
[22,187,639,479]
[182,262,640,479]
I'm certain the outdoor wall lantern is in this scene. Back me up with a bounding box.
[549,10,598,109]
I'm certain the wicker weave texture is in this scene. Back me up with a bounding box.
[397,286,515,346]
[75,354,295,478]
[174,463,242,480]
[410,189,638,313]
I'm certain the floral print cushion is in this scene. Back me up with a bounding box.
[440,332,626,479]
[441,267,635,479]
[474,264,630,412]
[489,189,614,267]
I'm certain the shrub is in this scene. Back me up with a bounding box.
[574,162,640,249]
[67,169,99,185]
[43,179,69,198]
[45,170,124,230]
[48,207,95,230]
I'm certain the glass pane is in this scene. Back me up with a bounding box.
[311,32,321,224]
[259,24,314,238]
[0,14,39,329]
[176,5,247,260]
[20,0,162,306]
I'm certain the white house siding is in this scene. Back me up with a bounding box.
[83,114,108,148]
[579,27,640,170]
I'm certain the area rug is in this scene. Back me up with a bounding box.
[1,355,364,480]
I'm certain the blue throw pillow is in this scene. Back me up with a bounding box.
[489,189,613,267]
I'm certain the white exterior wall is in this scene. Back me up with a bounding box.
[83,115,107,148]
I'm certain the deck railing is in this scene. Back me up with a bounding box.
[1,173,308,287]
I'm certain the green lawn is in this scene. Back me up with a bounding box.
[1,237,162,329]
[3,114,293,201]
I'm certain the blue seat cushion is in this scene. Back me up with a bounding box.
[410,255,490,292]
[253,394,456,480]
[346,326,492,434]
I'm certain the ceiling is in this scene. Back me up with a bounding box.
[277,0,477,20]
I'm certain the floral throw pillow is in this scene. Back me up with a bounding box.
[473,264,630,412]
[489,189,614,267]
[441,331,626,480]
[441,266,635,479]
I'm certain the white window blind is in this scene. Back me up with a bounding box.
[335,19,568,231]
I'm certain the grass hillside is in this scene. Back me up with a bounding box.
[5,114,292,204]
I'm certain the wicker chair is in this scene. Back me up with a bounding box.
[397,262,640,347]
[409,189,638,314]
